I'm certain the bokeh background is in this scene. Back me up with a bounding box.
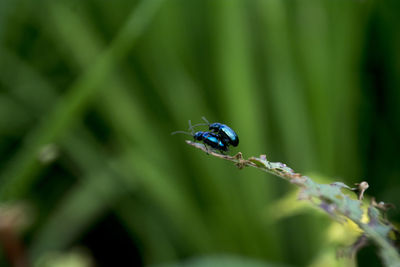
[0,0,399,266]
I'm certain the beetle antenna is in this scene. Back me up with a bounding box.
[171,130,192,136]
[190,122,209,128]
[201,116,210,124]
[187,120,197,134]
[189,116,210,129]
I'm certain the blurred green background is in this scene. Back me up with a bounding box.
[0,0,399,266]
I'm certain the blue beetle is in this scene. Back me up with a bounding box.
[208,123,239,147]
[171,120,229,153]
[193,131,229,152]
[197,117,239,147]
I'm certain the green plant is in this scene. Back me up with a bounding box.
[186,140,400,267]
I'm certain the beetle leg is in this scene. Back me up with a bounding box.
[204,144,210,155]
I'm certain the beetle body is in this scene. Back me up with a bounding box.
[193,131,228,152]
[209,123,239,147]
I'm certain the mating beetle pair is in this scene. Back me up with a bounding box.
[172,117,239,153]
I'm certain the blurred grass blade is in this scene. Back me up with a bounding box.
[29,170,125,258]
[208,0,281,258]
[0,0,165,200]
[254,0,317,170]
